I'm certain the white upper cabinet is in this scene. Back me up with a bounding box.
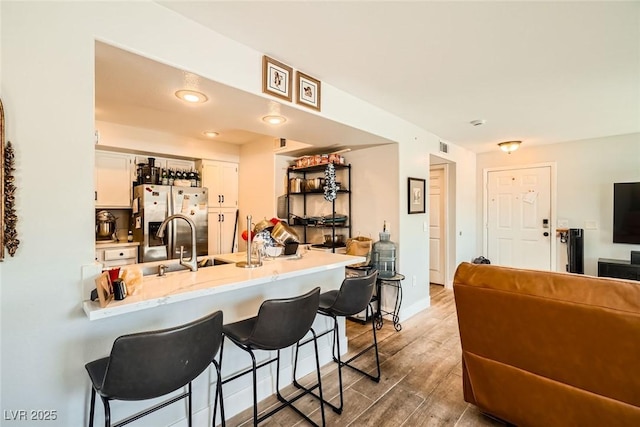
[199,160,238,208]
[166,158,195,172]
[95,151,133,208]
[133,156,195,173]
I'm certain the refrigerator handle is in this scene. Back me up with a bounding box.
[167,190,174,260]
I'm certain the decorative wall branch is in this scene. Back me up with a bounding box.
[4,141,18,256]
[0,98,4,261]
[0,98,19,258]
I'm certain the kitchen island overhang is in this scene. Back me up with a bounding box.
[83,250,365,321]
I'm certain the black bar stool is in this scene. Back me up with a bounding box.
[217,287,325,426]
[293,270,380,414]
[85,310,225,427]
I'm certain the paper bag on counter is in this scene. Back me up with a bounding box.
[346,235,372,268]
[120,265,142,295]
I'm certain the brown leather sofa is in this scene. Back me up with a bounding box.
[453,262,640,426]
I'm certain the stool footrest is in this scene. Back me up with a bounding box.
[110,388,190,427]
[220,355,278,385]
[259,383,322,425]
[292,380,343,414]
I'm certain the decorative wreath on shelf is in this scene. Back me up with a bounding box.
[323,163,337,202]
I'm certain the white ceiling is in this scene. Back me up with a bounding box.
[95,42,396,156]
[98,1,640,154]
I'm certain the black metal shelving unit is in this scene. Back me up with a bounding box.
[286,164,351,253]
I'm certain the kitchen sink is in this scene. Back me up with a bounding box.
[140,257,216,276]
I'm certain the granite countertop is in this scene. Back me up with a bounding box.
[83,250,364,321]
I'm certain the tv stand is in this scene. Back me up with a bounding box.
[597,258,640,281]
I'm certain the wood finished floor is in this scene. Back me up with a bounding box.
[225,284,505,427]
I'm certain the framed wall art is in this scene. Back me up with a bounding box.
[262,55,293,102]
[296,71,321,111]
[408,177,426,214]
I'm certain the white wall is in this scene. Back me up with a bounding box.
[238,137,278,251]
[95,121,241,162]
[0,2,476,425]
[476,133,640,276]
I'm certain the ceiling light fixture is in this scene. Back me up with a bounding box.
[203,131,219,138]
[470,119,486,126]
[498,140,521,154]
[262,101,287,125]
[175,89,208,103]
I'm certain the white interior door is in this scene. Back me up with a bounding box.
[429,167,445,284]
[486,166,552,270]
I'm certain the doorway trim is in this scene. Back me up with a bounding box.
[429,164,449,286]
[482,162,558,271]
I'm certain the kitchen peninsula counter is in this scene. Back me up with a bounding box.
[83,250,364,321]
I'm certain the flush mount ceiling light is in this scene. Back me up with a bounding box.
[175,89,208,103]
[262,101,287,125]
[203,131,219,138]
[498,140,522,154]
[470,119,486,126]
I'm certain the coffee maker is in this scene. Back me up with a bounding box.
[96,210,117,242]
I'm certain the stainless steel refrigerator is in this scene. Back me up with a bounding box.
[132,185,208,263]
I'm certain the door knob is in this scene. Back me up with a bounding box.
[543,232,549,237]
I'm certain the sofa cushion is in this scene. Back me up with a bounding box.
[454,262,640,426]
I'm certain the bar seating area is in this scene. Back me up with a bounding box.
[84,273,384,427]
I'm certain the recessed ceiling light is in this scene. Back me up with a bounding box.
[262,115,287,125]
[203,131,219,138]
[175,89,208,103]
[470,119,486,126]
[262,101,287,125]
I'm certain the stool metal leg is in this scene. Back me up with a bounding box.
[211,359,225,427]
[221,334,326,426]
[89,387,96,427]
[293,304,381,415]
[187,382,192,427]
[250,350,258,426]
[212,339,225,427]
[101,397,111,427]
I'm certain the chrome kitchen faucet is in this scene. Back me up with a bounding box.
[157,214,198,272]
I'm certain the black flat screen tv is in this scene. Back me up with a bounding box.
[613,182,640,244]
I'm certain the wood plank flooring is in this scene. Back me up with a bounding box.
[225,284,505,426]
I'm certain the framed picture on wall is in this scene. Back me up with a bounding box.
[262,56,293,102]
[408,177,426,214]
[296,71,321,111]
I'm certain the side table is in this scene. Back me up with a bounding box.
[374,273,404,331]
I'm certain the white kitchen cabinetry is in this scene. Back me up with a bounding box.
[198,160,238,208]
[95,243,139,267]
[208,209,238,255]
[95,151,133,208]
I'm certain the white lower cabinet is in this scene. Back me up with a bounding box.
[208,209,238,255]
[95,244,139,267]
